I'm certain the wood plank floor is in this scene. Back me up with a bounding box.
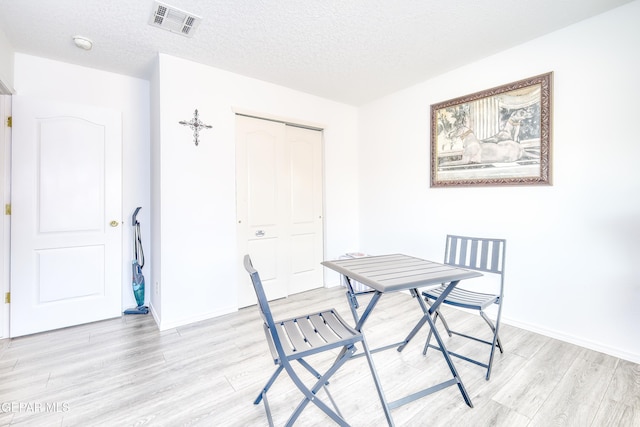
[1,286,638,426]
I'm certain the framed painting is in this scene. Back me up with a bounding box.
[431,72,552,187]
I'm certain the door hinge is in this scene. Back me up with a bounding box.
[4,292,9,304]
[6,116,11,128]
[4,204,10,215]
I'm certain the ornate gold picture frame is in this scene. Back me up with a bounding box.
[431,72,552,187]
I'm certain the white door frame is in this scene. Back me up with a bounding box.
[0,94,11,339]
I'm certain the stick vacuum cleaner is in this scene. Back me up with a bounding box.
[124,207,149,315]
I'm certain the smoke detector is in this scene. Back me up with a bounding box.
[72,35,93,50]
[149,2,201,37]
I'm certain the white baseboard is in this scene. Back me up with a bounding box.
[155,305,238,331]
[502,316,640,364]
[148,302,160,328]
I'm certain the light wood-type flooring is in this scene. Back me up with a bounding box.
[1,286,638,426]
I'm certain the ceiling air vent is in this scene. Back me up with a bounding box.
[149,2,201,37]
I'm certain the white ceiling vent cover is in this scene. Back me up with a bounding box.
[149,2,201,37]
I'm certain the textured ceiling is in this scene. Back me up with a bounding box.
[0,0,633,105]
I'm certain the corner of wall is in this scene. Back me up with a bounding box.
[149,55,162,322]
[0,27,15,94]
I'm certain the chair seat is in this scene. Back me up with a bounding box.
[423,285,499,311]
[265,309,360,363]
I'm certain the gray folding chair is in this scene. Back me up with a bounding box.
[243,255,392,426]
[422,235,506,380]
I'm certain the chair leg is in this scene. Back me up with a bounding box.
[422,299,451,356]
[254,365,284,405]
[297,358,343,417]
[484,332,500,381]
[424,298,452,335]
[433,310,452,337]
[424,309,473,408]
[319,382,344,420]
[423,305,504,381]
[480,310,503,381]
[297,358,324,381]
[422,326,433,356]
[285,346,356,426]
[479,311,503,353]
[261,389,275,427]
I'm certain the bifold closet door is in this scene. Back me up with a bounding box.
[236,116,323,307]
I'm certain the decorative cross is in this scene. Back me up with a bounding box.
[179,109,212,146]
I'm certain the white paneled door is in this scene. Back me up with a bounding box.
[286,125,324,295]
[10,96,122,337]
[236,116,323,307]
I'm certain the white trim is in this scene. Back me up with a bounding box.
[148,302,160,329]
[0,94,11,339]
[156,305,237,331]
[502,316,640,364]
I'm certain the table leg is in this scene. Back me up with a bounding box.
[339,288,394,425]
[396,288,429,351]
[422,301,473,408]
[336,290,383,361]
[354,291,382,332]
[397,281,459,350]
[343,276,361,325]
[397,284,473,408]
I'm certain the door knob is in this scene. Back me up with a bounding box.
[110,220,119,227]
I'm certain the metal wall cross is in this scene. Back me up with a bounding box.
[179,109,212,146]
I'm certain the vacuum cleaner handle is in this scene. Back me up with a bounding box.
[132,206,142,226]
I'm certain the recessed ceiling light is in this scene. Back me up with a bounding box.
[72,36,93,51]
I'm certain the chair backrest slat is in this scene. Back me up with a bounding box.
[244,255,287,358]
[445,235,506,275]
[244,255,272,318]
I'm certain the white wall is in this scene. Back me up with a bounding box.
[0,26,14,92]
[13,54,151,313]
[151,54,360,329]
[357,1,640,362]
